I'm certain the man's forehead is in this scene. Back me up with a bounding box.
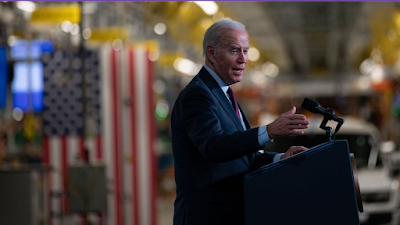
[220,30,248,43]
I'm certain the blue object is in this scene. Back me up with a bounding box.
[11,40,54,60]
[12,62,43,112]
[10,40,51,112]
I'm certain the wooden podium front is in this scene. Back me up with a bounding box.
[244,140,361,225]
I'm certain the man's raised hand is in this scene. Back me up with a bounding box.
[266,106,309,139]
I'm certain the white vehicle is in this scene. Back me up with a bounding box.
[262,115,400,225]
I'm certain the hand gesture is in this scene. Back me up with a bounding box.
[267,106,309,139]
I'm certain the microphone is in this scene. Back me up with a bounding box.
[301,98,344,123]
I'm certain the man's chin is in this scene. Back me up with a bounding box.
[233,75,243,83]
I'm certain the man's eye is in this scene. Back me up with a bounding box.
[232,50,237,53]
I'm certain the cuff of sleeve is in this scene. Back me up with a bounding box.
[273,153,284,163]
[258,125,273,147]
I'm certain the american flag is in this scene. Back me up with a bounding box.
[42,45,157,225]
[42,48,103,224]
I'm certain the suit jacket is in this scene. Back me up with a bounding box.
[171,67,277,225]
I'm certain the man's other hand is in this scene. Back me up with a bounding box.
[281,146,308,160]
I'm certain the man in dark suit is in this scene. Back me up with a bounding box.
[171,19,309,225]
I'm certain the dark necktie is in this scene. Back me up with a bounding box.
[227,87,241,120]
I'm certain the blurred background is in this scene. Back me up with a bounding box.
[1,1,400,225]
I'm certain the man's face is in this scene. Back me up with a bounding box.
[210,29,249,85]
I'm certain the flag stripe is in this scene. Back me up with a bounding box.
[121,48,133,225]
[111,49,123,225]
[147,52,157,225]
[43,136,52,225]
[135,49,151,225]
[96,134,103,160]
[129,48,140,225]
[79,135,85,161]
[100,46,115,225]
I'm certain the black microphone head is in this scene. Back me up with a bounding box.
[301,98,320,114]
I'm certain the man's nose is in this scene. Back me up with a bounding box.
[238,51,247,63]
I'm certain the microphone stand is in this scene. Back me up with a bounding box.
[319,108,344,142]
[320,116,332,142]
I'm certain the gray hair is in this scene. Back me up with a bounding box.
[202,19,246,56]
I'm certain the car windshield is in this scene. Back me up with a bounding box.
[264,134,378,168]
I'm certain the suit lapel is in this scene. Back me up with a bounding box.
[199,67,251,166]
[199,68,245,132]
[212,89,245,131]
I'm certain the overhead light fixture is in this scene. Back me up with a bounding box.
[154,23,167,35]
[12,107,24,121]
[174,58,201,76]
[61,21,72,33]
[70,24,80,36]
[370,64,384,82]
[248,47,260,62]
[16,1,36,13]
[112,39,123,51]
[7,35,18,46]
[359,58,375,76]
[148,49,160,62]
[194,1,218,15]
[262,62,279,78]
[82,28,92,40]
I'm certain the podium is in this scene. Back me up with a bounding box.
[244,140,362,225]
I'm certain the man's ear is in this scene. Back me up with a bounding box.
[207,46,216,64]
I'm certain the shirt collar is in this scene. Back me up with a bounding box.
[204,64,229,93]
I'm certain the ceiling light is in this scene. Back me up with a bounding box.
[262,62,279,78]
[82,28,92,40]
[174,58,201,76]
[148,49,160,62]
[70,24,80,36]
[12,107,24,121]
[112,39,123,51]
[61,21,72,33]
[16,1,36,13]
[248,47,260,62]
[194,1,218,15]
[370,65,384,82]
[7,35,18,46]
[154,23,167,35]
[359,58,374,75]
